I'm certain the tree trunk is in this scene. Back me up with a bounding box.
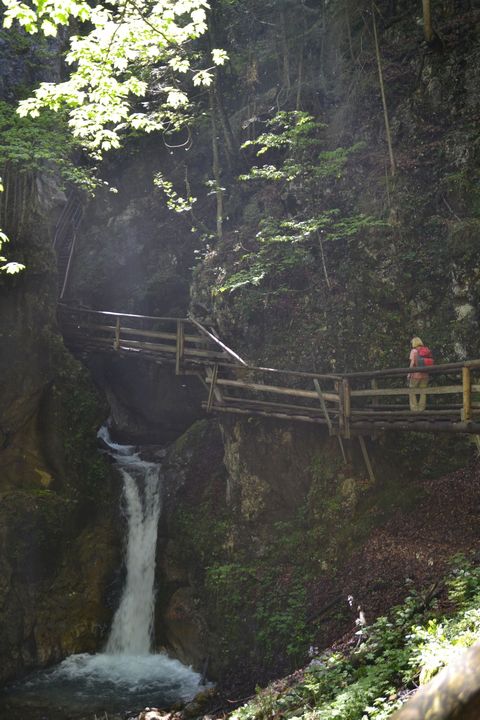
[209,89,223,242]
[372,3,396,177]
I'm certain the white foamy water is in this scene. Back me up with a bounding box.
[106,447,162,654]
[17,652,203,706]
[1,427,203,718]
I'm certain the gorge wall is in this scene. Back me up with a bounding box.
[1,0,480,689]
[0,27,122,682]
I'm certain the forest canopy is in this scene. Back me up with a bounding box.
[1,0,227,154]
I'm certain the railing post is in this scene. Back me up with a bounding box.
[313,378,333,435]
[336,380,345,437]
[176,320,185,375]
[343,378,351,439]
[114,317,120,351]
[370,378,379,439]
[462,366,471,422]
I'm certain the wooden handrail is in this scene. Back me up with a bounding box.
[58,303,191,323]
[188,316,248,366]
[344,359,480,379]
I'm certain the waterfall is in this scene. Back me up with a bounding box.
[99,426,162,654]
[106,460,162,653]
[2,425,204,718]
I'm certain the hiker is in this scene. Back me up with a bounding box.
[408,336,433,412]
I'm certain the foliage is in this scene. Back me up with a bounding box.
[154,170,196,213]
[217,112,383,295]
[231,556,480,720]
[1,0,227,155]
[0,100,95,190]
[56,353,110,498]
[172,451,364,672]
[0,178,24,274]
[173,501,316,668]
[204,526,312,665]
[240,112,363,183]
[217,212,383,295]
[0,98,99,273]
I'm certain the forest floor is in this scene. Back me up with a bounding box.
[206,457,480,714]
[327,458,480,633]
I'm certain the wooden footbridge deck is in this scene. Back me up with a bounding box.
[59,305,480,442]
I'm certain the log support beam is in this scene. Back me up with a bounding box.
[175,320,185,375]
[359,436,376,485]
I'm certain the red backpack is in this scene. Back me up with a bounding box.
[416,346,434,367]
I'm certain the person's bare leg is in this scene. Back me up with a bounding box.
[409,380,419,412]
[418,379,428,412]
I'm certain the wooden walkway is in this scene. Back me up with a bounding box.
[59,305,480,439]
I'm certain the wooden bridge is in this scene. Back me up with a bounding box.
[59,305,480,446]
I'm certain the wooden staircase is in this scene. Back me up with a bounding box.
[53,194,84,300]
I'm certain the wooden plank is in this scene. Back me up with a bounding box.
[207,377,340,403]
[363,403,464,410]
[244,365,344,382]
[463,366,472,422]
[189,317,248,366]
[61,321,207,345]
[68,334,228,360]
[350,420,480,434]
[201,403,327,425]
[313,379,334,435]
[359,436,376,484]
[223,395,337,416]
[351,409,471,417]
[351,385,464,398]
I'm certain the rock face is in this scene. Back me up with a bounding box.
[88,355,205,444]
[156,418,386,682]
[156,413,477,687]
[0,30,122,676]
[0,319,122,682]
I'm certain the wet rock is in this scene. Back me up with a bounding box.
[163,587,207,670]
[138,710,183,720]
[88,355,205,445]
[182,688,217,719]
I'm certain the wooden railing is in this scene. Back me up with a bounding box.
[344,361,480,435]
[58,305,247,373]
[58,305,480,438]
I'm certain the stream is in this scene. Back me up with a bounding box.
[0,427,203,719]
